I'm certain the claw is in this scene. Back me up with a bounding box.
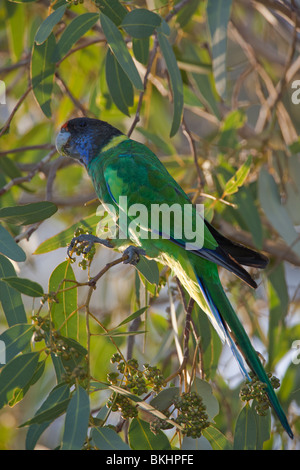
[123,246,146,265]
[67,234,113,259]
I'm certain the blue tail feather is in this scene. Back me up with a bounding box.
[196,274,251,380]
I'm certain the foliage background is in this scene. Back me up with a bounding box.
[0,0,300,450]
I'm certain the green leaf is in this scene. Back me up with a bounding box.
[268,263,289,367]
[25,384,70,450]
[34,214,100,254]
[121,9,161,39]
[105,48,134,116]
[35,5,67,45]
[115,306,148,328]
[0,323,34,363]
[251,401,271,449]
[206,0,232,99]
[53,13,99,62]
[48,261,77,340]
[0,202,57,225]
[258,168,300,257]
[128,417,171,450]
[233,404,257,450]
[203,425,233,450]
[22,397,70,427]
[2,277,44,297]
[132,37,150,65]
[96,0,127,26]
[0,225,26,262]
[157,32,183,137]
[31,33,56,118]
[61,386,90,450]
[100,13,143,91]
[218,109,246,149]
[0,352,40,409]
[0,254,27,327]
[191,377,219,420]
[136,256,159,285]
[5,2,25,61]
[9,360,45,406]
[150,387,180,411]
[91,426,130,450]
[223,155,252,196]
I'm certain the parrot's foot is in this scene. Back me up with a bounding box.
[123,246,146,266]
[67,234,113,259]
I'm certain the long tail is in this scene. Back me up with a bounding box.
[195,272,293,439]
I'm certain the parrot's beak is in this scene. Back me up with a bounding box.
[56,127,71,156]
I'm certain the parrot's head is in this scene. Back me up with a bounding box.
[56,117,123,166]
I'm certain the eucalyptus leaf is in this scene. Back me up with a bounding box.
[2,277,44,297]
[0,352,40,409]
[206,0,232,99]
[35,5,66,45]
[0,225,26,262]
[105,48,134,116]
[53,13,99,62]
[31,33,56,118]
[121,9,161,39]
[61,386,90,450]
[157,32,183,137]
[91,426,130,450]
[0,202,57,225]
[0,323,34,363]
[0,254,27,327]
[100,13,143,91]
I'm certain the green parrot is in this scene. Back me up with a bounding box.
[56,117,293,438]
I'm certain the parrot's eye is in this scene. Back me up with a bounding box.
[78,121,87,128]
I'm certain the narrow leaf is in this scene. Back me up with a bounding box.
[0,225,26,262]
[0,323,34,363]
[233,404,257,450]
[115,306,148,327]
[202,425,233,450]
[206,0,232,99]
[223,155,252,196]
[25,384,70,450]
[53,13,99,62]
[91,426,130,450]
[48,261,77,339]
[31,33,56,118]
[2,277,44,297]
[121,9,161,39]
[96,0,127,26]
[61,386,90,450]
[0,202,57,225]
[100,13,143,90]
[128,417,171,450]
[105,49,134,116]
[34,214,100,254]
[259,168,300,257]
[0,254,27,327]
[0,352,40,409]
[35,5,67,45]
[157,32,183,137]
[132,37,149,65]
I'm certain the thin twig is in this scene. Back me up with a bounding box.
[55,73,90,117]
[0,144,55,157]
[182,116,205,189]
[0,85,32,138]
[0,148,57,196]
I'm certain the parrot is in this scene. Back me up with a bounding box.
[56,117,293,439]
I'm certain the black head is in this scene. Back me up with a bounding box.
[56,117,123,166]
